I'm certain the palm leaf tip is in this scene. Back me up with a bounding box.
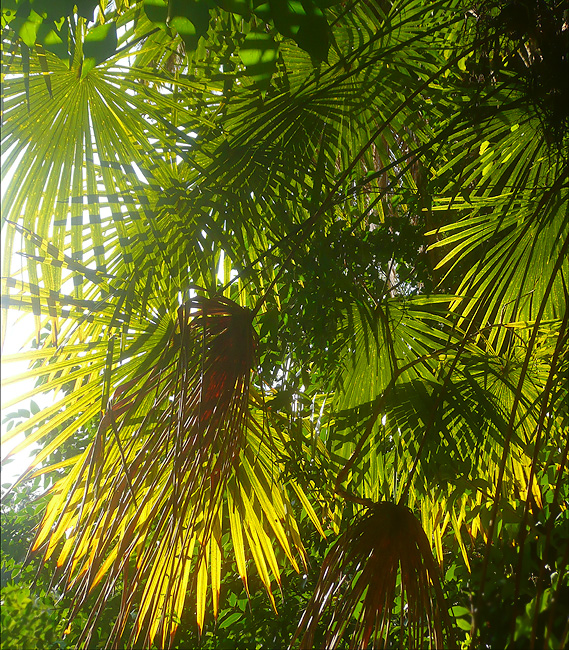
[293,502,455,650]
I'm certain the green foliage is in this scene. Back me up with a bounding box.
[1,584,68,650]
[1,486,67,650]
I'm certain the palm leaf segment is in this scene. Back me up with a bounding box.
[329,289,561,575]
[27,296,307,648]
[1,11,219,346]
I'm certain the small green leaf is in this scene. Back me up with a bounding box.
[457,618,472,631]
[264,0,329,60]
[168,0,210,51]
[293,7,328,61]
[169,16,198,50]
[218,612,242,629]
[75,0,99,20]
[2,0,17,27]
[17,10,43,47]
[268,0,305,38]
[37,21,69,63]
[215,0,251,15]
[32,0,77,21]
[144,0,168,29]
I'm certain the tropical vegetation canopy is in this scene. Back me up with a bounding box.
[1,0,568,648]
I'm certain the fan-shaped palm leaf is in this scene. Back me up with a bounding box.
[2,0,567,647]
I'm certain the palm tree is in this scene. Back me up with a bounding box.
[1,0,567,648]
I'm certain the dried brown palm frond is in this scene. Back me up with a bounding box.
[292,501,455,650]
[26,296,310,648]
[93,295,257,518]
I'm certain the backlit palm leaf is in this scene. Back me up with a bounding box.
[2,0,567,647]
[1,16,220,343]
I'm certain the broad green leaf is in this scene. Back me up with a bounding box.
[238,31,278,88]
[82,22,118,78]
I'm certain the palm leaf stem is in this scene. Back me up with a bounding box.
[536,416,569,650]
[470,233,569,647]
[109,413,139,508]
[546,415,569,540]
[377,294,399,375]
[398,330,471,505]
[327,0,366,29]
[112,27,161,59]
[543,541,569,650]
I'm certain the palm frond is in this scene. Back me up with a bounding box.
[293,502,454,650]
[19,296,310,647]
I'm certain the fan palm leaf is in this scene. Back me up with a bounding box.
[2,0,567,647]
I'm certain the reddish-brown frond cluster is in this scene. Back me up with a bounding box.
[100,295,257,470]
[294,502,454,650]
[187,297,256,436]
